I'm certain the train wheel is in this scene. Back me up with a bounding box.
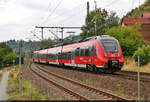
[92,65,96,72]
[46,62,49,65]
[59,63,64,67]
[86,64,89,71]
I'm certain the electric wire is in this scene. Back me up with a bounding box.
[41,0,63,25]
[104,0,121,8]
[42,2,86,26]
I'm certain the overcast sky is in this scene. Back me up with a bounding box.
[0,0,146,42]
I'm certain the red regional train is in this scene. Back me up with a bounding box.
[33,35,124,73]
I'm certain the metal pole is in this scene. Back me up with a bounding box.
[87,1,90,38]
[94,1,97,36]
[139,0,140,17]
[61,28,63,42]
[19,40,22,91]
[138,55,140,101]
[41,27,44,41]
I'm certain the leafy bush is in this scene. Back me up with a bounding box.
[0,42,18,68]
[133,45,150,65]
[106,24,145,56]
[3,53,18,65]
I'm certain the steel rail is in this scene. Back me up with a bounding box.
[36,64,130,101]
[30,64,88,100]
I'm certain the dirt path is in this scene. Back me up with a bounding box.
[0,71,10,100]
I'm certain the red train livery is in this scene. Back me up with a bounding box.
[33,35,124,73]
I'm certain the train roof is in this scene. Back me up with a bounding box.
[33,35,117,54]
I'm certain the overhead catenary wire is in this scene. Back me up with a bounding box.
[131,0,134,10]
[41,0,63,25]
[59,0,123,25]
[30,29,42,41]
[40,3,86,39]
[42,2,86,26]
[103,0,121,8]
[36,0,133,41]
[40,0,121,40]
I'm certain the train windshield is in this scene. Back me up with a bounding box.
[101,39,119,53]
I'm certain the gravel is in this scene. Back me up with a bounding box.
[38,64,150,100]
[22,62,75,100]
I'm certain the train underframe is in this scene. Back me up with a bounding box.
[33,59,123,74]
[86,63,123,74]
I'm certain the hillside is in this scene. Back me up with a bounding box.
[5,35,80,55]
[6,40,41,55]
[125,0,150,17]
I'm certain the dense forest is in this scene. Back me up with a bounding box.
[4,35,80,58]
[5,40,41,58]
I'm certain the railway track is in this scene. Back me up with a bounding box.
[30,63,129,101]
[116,71,150,83]
[39,63,150,83]
[119,70,150,77]
[121,70,150,75]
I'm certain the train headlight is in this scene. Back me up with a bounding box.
[104,52,108,56]
[118,52,120,57]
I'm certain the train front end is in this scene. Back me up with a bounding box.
[98,36,124,73]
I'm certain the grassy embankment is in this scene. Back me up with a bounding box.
[7,67,50,100]
[122,58,150,73]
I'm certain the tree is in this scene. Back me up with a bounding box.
[125,0,150,17]
[133,45,150,65]
[105,24,145,56]
[40,38,54,49]
[80,8,120,39]
[3,53,18,65]
[0,42,15,67]
[0,42,13,54]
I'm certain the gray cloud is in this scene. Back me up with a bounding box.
[0,0,146,42]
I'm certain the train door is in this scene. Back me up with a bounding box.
[71,49,75,67]
[74,47,80,67]
[56,53,58,64]
[89,45,97,66]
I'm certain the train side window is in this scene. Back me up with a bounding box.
[66,52,70,60]
[80,48,85,56]
[85,48,89,56]
[75,48,79,56]
[69,54,71,60]
[64,52,66,60]
[69,52,72,60]
[61,53,64,59]
[54,54,56,59]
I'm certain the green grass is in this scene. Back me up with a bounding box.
[8,68,51,100]
[8,78,51,100]
[8,66,67,100]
